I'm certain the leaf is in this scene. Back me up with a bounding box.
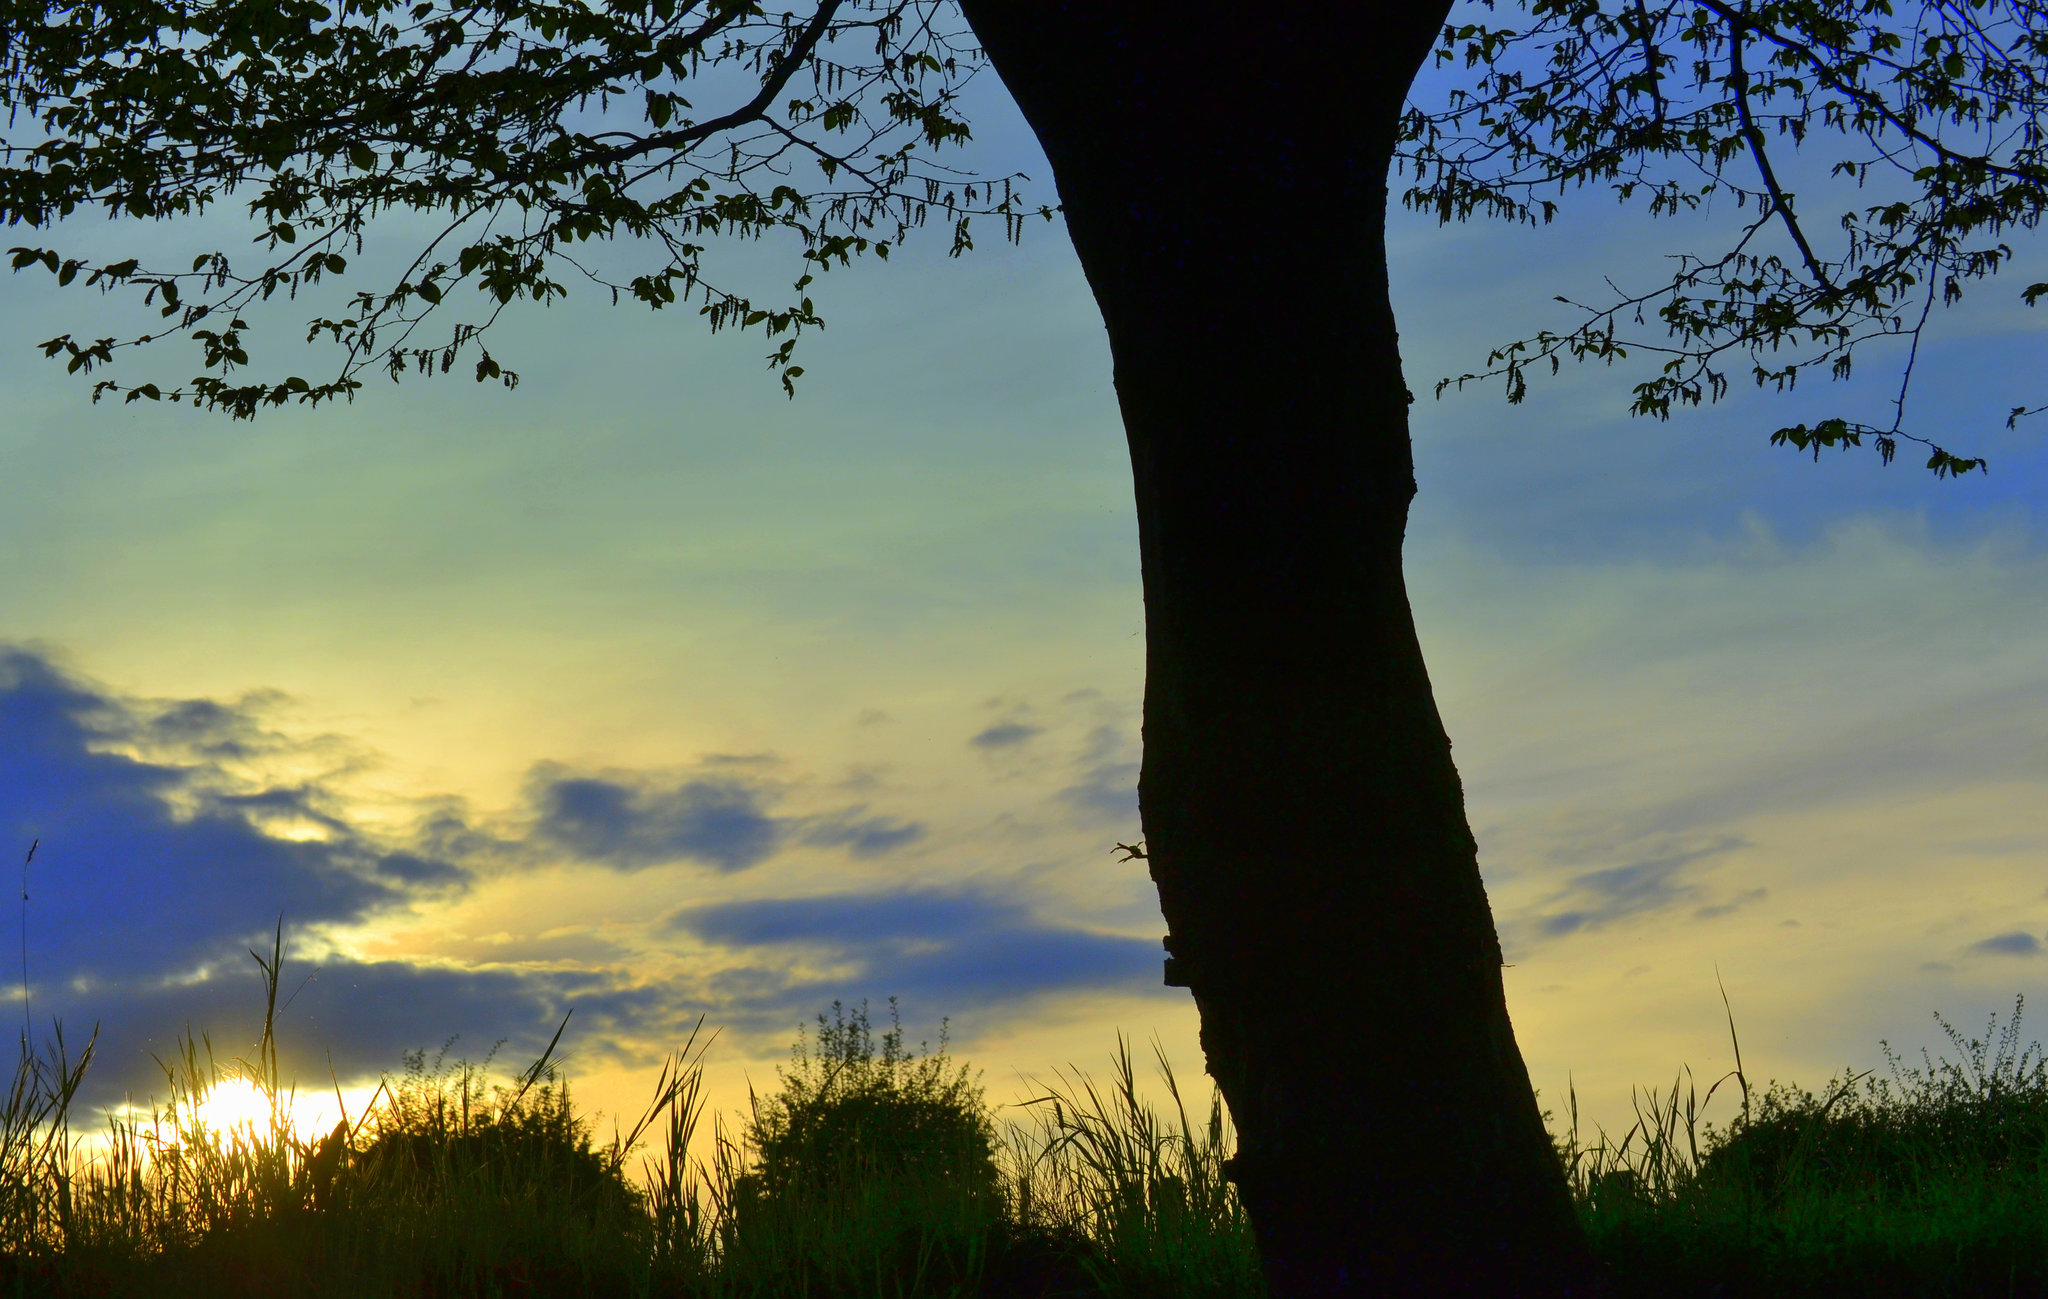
[416,281,443,304]
[349,142,377,171]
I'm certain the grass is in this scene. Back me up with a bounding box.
[1549,981,2048,1298]
[0,926,1256,1298]
[7,936,2048,1297]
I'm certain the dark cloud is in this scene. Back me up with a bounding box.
[1972,931,2041,957]
[531,773,779,871]
[0,649,466,1001]
[146,697,272,759]
[971,722,1039,749]
[0,647,517,1106]
[526,765,926,871]
[374,851,470,886]
[1,646,1104,1111]
[668,887,1165,1034]
[31,952,697,1112]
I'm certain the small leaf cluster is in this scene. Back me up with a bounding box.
[1,0,1055,415]
[1403,0,2048,475]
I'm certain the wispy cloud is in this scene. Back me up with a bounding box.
[1055,724,1138,826]
[797,807,926,858]
[1525,835,1750,938]
[669,887,1165,1034]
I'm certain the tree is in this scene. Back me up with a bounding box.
[5,1,2044,1293]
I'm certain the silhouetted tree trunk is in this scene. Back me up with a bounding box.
[956,6,1605,1295]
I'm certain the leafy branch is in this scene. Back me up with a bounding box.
[1401,0,2048,475]
[0,0,1057,415]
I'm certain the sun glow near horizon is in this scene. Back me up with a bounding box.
[72,1071,378,1165]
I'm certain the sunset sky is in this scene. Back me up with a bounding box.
[4,27,2047,1168]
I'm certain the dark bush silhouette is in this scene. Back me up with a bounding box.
[354,1045,641,1226]
[742,999,1003,1221]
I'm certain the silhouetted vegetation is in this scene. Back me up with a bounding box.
[7,935,2048,1296]
[1550,990,2048,1298]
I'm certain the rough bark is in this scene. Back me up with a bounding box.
[955,6,1607,1296]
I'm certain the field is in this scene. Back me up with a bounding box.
[6,936,2048,1297]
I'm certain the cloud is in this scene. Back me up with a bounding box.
[798,808,926,858]
[668,887,1164,1032]
[677,891,1008,947]
[37,949,701,1112]
[373,851,470,887]
[0,648,466,1001]
[530,771,780,871]
[1523,836,1748,938]
[1695,887,1769,921]
[0,647,567,1105]
[524,767,928,871]
[971,722,1039,749]
[1971,931,2041,957]
[1055,725,1139,826]
[0,645,1140,1111]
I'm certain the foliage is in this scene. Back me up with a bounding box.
[1401,0,2048,474]
[1549,991,2048,1296]
[738,997,1003,1221]
[1690,994,2048,1206]
[353,1031,644,1227]
[4,0,2039,469]
[1008,1034,1263,1299]
[0,1024,93,1256]
[0,0,1050,413]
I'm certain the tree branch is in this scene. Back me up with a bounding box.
[1727,7,1833,291]
[491,0,847,187]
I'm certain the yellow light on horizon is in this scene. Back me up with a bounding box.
[182,1076,291,1139]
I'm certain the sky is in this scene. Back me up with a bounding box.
[4,11,2048,1177]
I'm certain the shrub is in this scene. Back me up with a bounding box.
[738,998,1004,1227]
[354,1041,641,1226]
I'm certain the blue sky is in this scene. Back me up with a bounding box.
[4,16,2047,1160]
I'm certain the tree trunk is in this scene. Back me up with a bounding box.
[956,6,1606,1296]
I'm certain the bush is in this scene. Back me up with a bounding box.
[740,998,1004,1225]
[354,1042,642,1226]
